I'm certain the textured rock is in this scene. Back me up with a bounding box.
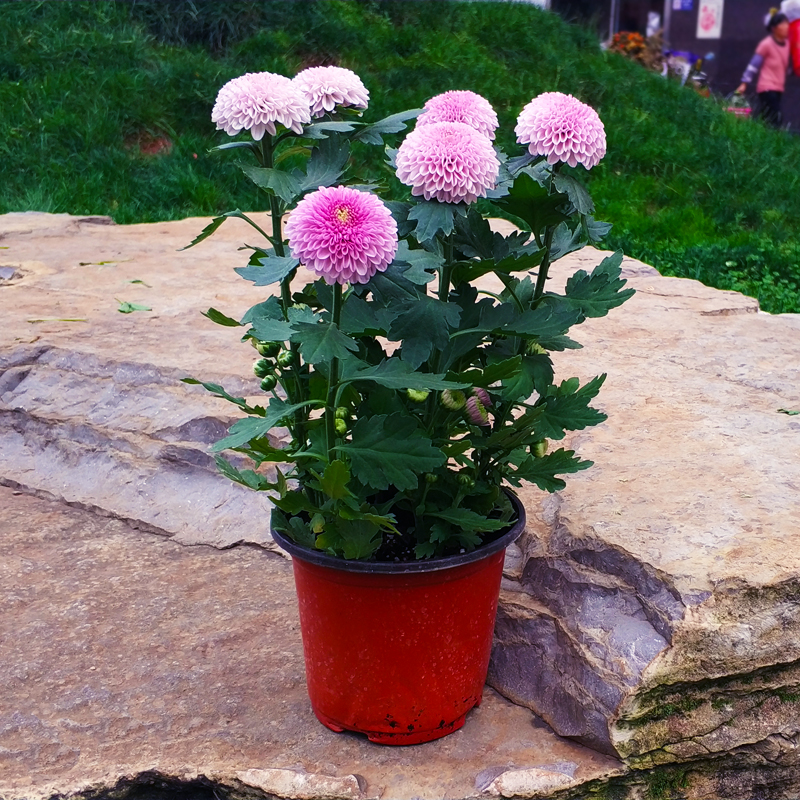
[4,211,800,799]
[0,487,621,800]
[484,233,800,793]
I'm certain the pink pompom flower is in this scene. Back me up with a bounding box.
[417,90,499,140]
[212,72,311,140]
[515,92,606,170]
[293,66,370,118]
[285,186,398,286]
[395,121,500,205]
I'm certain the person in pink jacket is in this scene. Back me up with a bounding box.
[737,11,791,127]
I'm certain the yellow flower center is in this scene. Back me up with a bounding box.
[334,205,353,224]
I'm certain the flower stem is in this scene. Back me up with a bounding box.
[325,282,344,463]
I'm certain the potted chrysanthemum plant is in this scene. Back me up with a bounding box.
[185,67,633,744]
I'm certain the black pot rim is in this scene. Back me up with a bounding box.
[270,489,526,574]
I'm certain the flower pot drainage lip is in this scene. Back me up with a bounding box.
[271,491,526,574]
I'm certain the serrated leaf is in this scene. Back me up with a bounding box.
[248,316,295,343]
[354,109,421,145]
[429,507,508,532]
[301,120,357,140]
[340,358,468,390]
[202,307,241,327]
[180,210,245,250]
[500,354,554,401]
[241,296,284,325]
[235,251,299,286]
[393,240,441,285]
[500,303,582,339]
[291,322,359,363]
[389,296,462,369]
[214,455,276,491]
[337,414,446,491]
[512,448,593,492]
[319,460,351,500]
[455,356,522,387]
[211,141,257,154]
[549,221,586,262]
[339,294,395,336]
[536,375,608,440]
[494,172,569,235]
[331,517,382,560]
[408,201,463,242]
[212,398,317,452]
[562,251,635,318]
[584,215,613,243]
[241,165,302,204]
[295,135,350,194]
[553,173,595,215]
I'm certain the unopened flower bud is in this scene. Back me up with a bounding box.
[260,374,278,391]
[277,350,295,368]
[465,395,491,426]
[254,359,273,378]
[255,340,281,357]
[440,389,466,410]
[425,473,438,484]
[457,473,475,489]
[472,387,492,408]
[407,388,430,403]
[334,418,348,435]
[335,406,349,420]
[533,440,548,458]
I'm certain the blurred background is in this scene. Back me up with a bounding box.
[1,0,798,313]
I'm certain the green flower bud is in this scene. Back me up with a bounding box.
[407,388,430,403]
[277,350,295,368]
[425,473,438,484]
[440,389,466,410]
[255,340,281,357]
[260,374,278,391]
[334,418,348,435]
[253,359,273,378]
[335,407,349,420]
[533,440,548,458]
[457,473,475,489]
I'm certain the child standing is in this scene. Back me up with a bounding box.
[737,11,791,127]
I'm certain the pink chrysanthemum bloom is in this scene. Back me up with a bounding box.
[395,121,500,205]
[417,90,499,140]
[515,92,606,169]
[212,72,311,140]
[285,186,398,286]
[293,66,369,118]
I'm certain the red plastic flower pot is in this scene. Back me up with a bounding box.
[271,493,525,745]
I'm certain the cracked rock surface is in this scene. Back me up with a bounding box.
[3,212,800,799]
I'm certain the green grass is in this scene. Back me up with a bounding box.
[2,0,799,312]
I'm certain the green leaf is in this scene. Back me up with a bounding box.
[494,172,569,234]
[561,251,635,318]
[500,303,582,339]
[214,455,276,491]
[241,165,302,204]
[235,250,299,286]
[330,518,382,560]
[212,398,318,452]
[337,414,446,491]
[211,141,257,154]
[584,215,613,243]
[340,358,468,391]
[180,210,244,250]
[389,296,462,369]
[319,460,352,500]
[295,135,350,194]
[271,508,316,549]
[249,316,295,343]
[354,109,421,145]
[429,507,509,532]
[512,448,593,492]
[393,240,441,285]
[241,296,284,325]
[549,221,585,262]
[301,120,357,140]
[778,408,800,415]
[339,294,395,336]
[291,322,359,363]
[455,356,522,387]
[552,173,595,215]
[407,201,464,242]
[202,307,242,327]
[181,378,264,415]
[536,375,608,440]
[117,300,151,313]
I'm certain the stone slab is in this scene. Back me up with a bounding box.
[4,212,800,798]
[0,487,623,800]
